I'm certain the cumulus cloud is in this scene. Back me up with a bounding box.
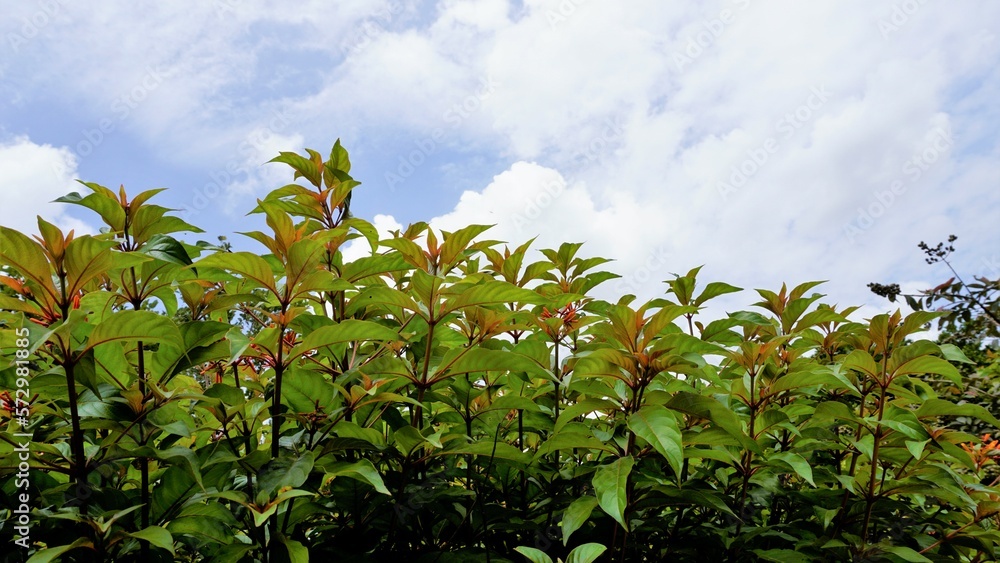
[2,0,997,320]
[0,137,92,236]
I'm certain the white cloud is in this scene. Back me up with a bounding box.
[3,0,998,321]
[0,137,92,236]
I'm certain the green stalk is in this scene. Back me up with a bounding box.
[860,356,891,546]
[414,319,437,429]
[736,367,759,537]
[57,270,88,501]
[137,336,149,561]
[63,358,87,492]
[268,313,288,561]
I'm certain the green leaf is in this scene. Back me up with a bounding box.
[128,526,176,555]
[939,343,974,364]
[323,459,391,495]
[592,456,634,530]
[282,370,335,414]
[694,281,742,306]
[842,349,879,379]
[383,237,428,271]
[208,545,254,563]
[437,347,546,381]
[752,549,812,563]
[485,394,541,413]
[193,251,277,294]
[64,236,116,294]
[152,466,198,522]
[149,320,231,381]
[129,186,168,208]
[247,489,314,527]
[793,308,847,332]
[25,538,93,563]
[535,432,617,457]
[440,224,492,267]
[442,280,544,315]
[167,514,234,545]
[566,543,608,563]
[514,546,553,563]
[555,398,616,431]
[155,446,205,490]
[0,226,58,300]
[258,451,315,498]
[0,293,42,315]
[56,187,126,230]
[270,151,323,187]
[628,405,684,479]
[290,319,399,361]
[350,286,423,317]
[667,392,759,453]
[141,234,193,266]
[881,546,932,562]
[445,441,532,464]
[562,495,599,545]
[769,451,815,486]
[653,487,738,518]
[278,535,310,563]
[891,353,961,385]
[768,366,837,396]
[916,399,1000,428]
[343,252,411,282]
[905,439,929,460]
[329,138,351,173]
[85,310,180,352]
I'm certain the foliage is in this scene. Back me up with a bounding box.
[1,143,999,562]
[870,236,1000,439]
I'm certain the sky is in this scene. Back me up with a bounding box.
[1,0,998,321]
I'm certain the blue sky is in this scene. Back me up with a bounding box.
[1,0,998,318]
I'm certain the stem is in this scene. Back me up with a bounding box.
[920,513,995,555]
[518,409,527,511]
[552,340,561,421]
[738,367,758,521]
[271,326,287,459]
[268,315,288,561]
[414,319,436,428]
[860,383,888,546]
[57,270,88,504]
[940,258,1000,328]
[832,381,873,538]
[64,358,87,494]
[137,335,150,561]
